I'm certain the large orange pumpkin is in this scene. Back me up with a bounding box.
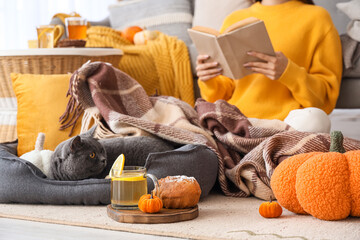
[271,131,360,220]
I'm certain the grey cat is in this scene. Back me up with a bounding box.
[50,127,175,181]
[50,134,106,181]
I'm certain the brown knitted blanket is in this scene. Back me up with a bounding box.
[60,62,360,200]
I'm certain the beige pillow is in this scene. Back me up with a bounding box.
[192,0,253,31]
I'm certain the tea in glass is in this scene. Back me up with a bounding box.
[65,17,87,40]
[111,166,148,210]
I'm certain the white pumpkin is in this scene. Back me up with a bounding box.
[284,107,331,133]
[133,30,158,45]
[20,133,54,177]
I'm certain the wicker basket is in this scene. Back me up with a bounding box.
[0,48,123,98]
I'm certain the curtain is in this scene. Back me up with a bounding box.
[0,0,116,50]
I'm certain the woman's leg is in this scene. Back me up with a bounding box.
[284,107,331,133]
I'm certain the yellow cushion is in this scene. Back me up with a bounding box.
[11,73,82,156]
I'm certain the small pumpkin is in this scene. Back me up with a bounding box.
[133,30,158,45]
[271,131,360,220]
[122,26,143,43]
[259,198,283,218]
[138,191,163,213]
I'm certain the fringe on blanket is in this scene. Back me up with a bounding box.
[80,107,115,138]
[59,61,111,136]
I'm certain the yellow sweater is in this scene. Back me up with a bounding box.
[198,1,342,120]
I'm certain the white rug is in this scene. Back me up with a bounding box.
[0,191,359,240]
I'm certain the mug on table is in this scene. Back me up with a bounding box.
[36,24,64,48]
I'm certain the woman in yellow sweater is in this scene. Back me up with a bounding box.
[196,0,342,133]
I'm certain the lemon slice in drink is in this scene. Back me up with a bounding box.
[109,154,125,178]
[118,173,145,182]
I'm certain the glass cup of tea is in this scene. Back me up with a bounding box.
[111,166,159,210]
[36,25,64,48]
[65,17,87,40]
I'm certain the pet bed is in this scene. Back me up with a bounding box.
[0,142,218,205]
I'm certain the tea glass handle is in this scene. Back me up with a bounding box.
[145,173,159,196]
[53,25,64,45]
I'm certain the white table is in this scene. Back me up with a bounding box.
[0,48,123,57]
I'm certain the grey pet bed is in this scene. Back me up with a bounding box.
[0,141,218,205]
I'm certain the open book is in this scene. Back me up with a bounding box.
[188,17,275,79]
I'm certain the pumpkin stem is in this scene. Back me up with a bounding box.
[150,190,154,199]
[329,131,346,153]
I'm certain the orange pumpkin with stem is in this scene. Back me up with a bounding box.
[138,191,163,214]
[271,131,360,220]
[259,197,283,218]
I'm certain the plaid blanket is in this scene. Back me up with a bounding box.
[60,62,360,200]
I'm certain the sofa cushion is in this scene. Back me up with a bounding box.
[341,34,360,78]
[192,0,252,31]
[335,77,360,108]
[0,142,218,204]
[11,73,82,156]
[314,0,350,35]
[336,0,360,42]
[108,0,193,46]
[189,0,252,78]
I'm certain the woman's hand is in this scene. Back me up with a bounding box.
[243,51,288,80]
[196,55,222,81]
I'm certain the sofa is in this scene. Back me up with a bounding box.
[24,0,360,142]
[59,0,358,140]
[315,0,360,140]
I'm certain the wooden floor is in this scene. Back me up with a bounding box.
[0,218,185,240]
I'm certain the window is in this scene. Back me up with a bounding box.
[0,0,115,50]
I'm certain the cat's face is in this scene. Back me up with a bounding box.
[51,136,107,181]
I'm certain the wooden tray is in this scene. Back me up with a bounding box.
[107,204,199,224]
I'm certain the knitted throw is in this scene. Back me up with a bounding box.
[60,62,360,200]
[86,26,195,106]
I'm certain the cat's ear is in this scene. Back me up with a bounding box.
[80,125,97,138]
[70,136,82,152]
